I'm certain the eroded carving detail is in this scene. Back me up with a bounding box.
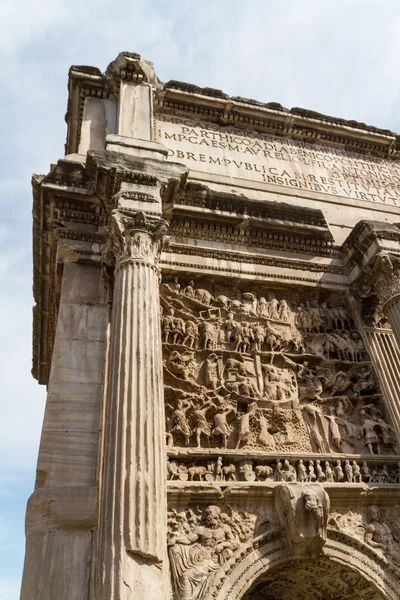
[168,505,255,600]
[275,483,330,558]
[162,280,397,455]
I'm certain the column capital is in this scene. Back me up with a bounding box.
[105,209,169,269]
[371,252,400,309]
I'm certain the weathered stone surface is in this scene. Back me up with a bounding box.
[23,52,400,600]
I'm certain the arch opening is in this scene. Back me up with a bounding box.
[241,556,386,600]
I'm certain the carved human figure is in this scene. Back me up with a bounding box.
[168,505,238,600]
[183,320,198,349]
[309,300,323,332]
[361,461,372,483]
[297,363,323,402]
[182,279,195,299]
[169,276,181,294]
[212,405,235,449]
[269,297,280,320]
[281,459,297,482]
[223,312,238,344]
[315,460,326,483]
[297,460,308,483]
[361,414,381,454]
[353,368,377,394]
[326,410,342,452]
[344,460,354,483]
[334,460,344,483]
[235,402,257,449]
[238,322,253,354]
[308,460,317,482]
[252,324,265,352]
[263,363,294,402]
[264,320,281,351]
[278,299,290,322]
[258,296,269,318]
[303,404,325,452]
[214,456,223,482]
[378,464,390,483]
[193,402,214,448]
[202,320,218,350]
[296,305,311,333]
[353,461,362,483]
[325,461,334,483]
[172,314,186,345]
[204,354,220,390]
[364,505,394,552]
[377,418,397,449]
[236,375,259,399]
[162,309,175,343]
[166,399,192,447]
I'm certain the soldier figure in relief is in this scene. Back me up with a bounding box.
[236,402,258,449]
[212,405,235,449]
[193,401,215,448]
[162,308,175,343]
[183,320,198,349]
[364,505,394,552]
[297,459,308,482]
[166,399,192,447]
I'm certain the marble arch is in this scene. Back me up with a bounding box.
[21,51,400,599]
[211,532,397,600]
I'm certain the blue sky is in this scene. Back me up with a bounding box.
[2,1,400,597]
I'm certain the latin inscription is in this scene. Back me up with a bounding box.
[155,113,400,206]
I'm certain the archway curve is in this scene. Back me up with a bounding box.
[209,530,400,600]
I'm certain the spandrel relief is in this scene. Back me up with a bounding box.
[161,280,398,455]
[167,505,257,600]
[329,504,400,567]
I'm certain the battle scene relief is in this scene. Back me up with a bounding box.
[161,278,398,456]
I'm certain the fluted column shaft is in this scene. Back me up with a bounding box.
[97,210,168,599]
[384,296,400,347]
[373,255,400,350]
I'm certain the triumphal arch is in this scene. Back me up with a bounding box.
[21,52,400,599]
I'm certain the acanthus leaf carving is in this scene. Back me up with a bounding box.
[104,209,169,268]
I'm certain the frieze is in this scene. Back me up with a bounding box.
[166,237,341,269]
[161,278,398,456]
[175,183,330,229]
[167,456,400,485]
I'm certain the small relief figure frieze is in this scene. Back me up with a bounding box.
[161,278,398,455]
[167,456,400,485]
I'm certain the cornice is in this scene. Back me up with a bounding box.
[155,87,399,158]
[66,51,400,160]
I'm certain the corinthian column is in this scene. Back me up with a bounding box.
[373,253,400,346]
[97,209,169,599]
